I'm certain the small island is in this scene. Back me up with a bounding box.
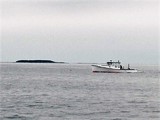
[16,60,66,63]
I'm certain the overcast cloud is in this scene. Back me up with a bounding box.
[1,0,159,64]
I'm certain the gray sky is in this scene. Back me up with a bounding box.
[1,0,159,64]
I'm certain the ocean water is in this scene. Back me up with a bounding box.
[0,63,160,120]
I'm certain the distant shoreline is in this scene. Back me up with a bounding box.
[16,60,66,64]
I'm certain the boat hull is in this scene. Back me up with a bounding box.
[91,65,137,73]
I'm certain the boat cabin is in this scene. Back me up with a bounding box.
[107,60,121,68]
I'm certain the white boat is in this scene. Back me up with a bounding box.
[91,60,137,73]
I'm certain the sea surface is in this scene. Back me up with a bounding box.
[0,63,160,120]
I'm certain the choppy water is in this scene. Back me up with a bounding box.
[0,63,160,120]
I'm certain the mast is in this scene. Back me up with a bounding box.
[128,64,130,69]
